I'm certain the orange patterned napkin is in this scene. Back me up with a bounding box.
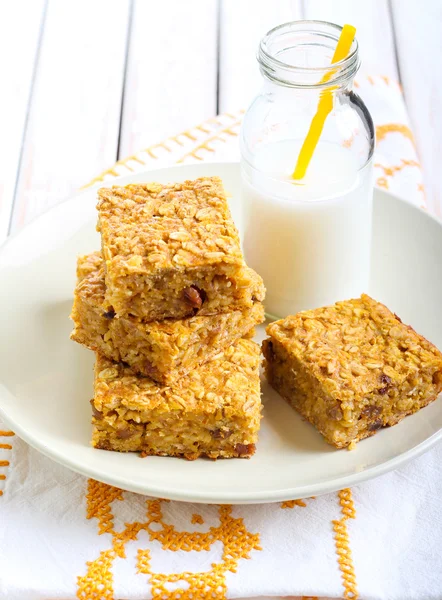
[0,76,439,600]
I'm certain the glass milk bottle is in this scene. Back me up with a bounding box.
[240,21,375,319]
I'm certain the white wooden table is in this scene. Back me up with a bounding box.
[2,0,441,243]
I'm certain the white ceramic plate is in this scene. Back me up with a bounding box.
[1,162,442,504]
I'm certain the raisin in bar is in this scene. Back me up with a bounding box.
[92,339,261,460]
[262,294,442,449]
[70,253,264,385]
[97,176,265,321]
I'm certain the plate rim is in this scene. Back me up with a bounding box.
[1,161,442,504]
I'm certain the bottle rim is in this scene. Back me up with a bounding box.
[258,20,360,89]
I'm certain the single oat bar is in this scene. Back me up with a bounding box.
[97,176,265,321]
[91,339,262,459]
[70,253,264,384]
[262,294,442,448]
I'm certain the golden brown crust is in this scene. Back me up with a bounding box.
[71,253,265,383]
[94,440,256,460]
[264,295,442,448]
[94,339,260,414]
[91,339,262,459]
[96,177,265,320]
[76,250,102,283]
[97,177,244,274]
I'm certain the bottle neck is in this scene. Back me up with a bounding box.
[258,20,359,91]
[261,77,354,98]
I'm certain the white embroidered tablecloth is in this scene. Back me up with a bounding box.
[1,76,441,600]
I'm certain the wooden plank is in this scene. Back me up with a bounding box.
[302,0,398,79]
[10,0,131,233]
[219,0,398,112]
[118,0,218,159]
[391,0,442,215]
[218,0,303,112]
[0,0,46,241]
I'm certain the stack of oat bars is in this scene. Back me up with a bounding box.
[70,176,265,459]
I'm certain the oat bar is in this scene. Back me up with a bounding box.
[97,177,265,321]
[262,294,442,448]
[92,339,262,459]
[70,253,264,384]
